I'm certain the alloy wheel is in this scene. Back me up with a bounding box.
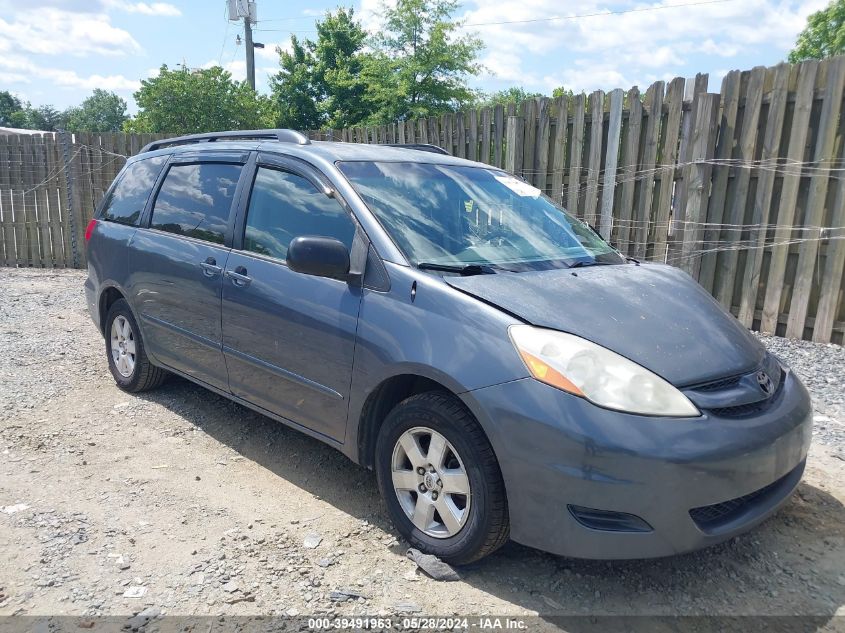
[391,426,471,538]
[110,315,136,378]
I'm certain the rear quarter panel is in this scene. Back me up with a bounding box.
[85,220,138,333]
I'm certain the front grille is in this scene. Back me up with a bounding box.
[695,374,742,392]
[689,462,799,530]
[710,401,768,418]
[709,365,784,418]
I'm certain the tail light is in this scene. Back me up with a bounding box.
[84,219,98,242]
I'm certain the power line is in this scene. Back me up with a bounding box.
[254,0,739,33]
[218,3,232,66]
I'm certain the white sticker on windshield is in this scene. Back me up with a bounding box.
[494,175,541,198]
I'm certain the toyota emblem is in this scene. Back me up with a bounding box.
[756,371,774,396]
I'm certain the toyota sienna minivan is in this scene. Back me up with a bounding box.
[84,129,813,564]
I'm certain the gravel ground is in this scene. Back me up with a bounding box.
[1,268,844,622]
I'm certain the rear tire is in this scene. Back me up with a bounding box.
[105,299,168,392]
[375,391,509,565]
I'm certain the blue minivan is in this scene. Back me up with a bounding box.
[85,130,812,564]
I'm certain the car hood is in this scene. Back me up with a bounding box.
[444,262,765,387]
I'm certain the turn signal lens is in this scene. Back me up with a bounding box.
[518,350,584,396]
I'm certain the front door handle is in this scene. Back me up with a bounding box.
[225,266,252,288]
[200,257,222,277]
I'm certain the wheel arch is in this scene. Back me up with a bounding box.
[354,370,501,472]
[99,284,127,335]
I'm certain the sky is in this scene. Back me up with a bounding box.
[0,0,830,114]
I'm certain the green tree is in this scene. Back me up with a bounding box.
[312,8,371,128]
[126,65,276,134]
[552,86,575,99]
[362,0,483,123]
[789,0,845,62]
[474,87,544,108]
[0,91,24,127]
[63,89,127,132]
[270,8,371,130]
[28,105,66,131]
[0,92,67,130]
[270,36,322,130]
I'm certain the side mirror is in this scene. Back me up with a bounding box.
[287,236,352,281]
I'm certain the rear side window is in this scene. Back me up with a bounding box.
[150,163,243,244]
[244,167,356,260]
[100,156,166,226]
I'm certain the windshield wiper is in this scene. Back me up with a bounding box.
[567,260,616,269]
[417,262,500,275]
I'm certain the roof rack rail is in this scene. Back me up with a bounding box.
[385,143,450,155]
[140,129,310,153]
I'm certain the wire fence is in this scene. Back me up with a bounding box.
[1,57,845,343]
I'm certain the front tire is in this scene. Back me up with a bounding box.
[375,391,509,565]
[105,299,168,392]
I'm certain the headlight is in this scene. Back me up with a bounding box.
[509,325,700,417]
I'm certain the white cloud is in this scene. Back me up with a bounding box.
[0,71,29,84]
[458,0,828,94]
[201,59,247,82]
[0,8,141,57]
[103,0,181,16]
[255,40,289,62]
[0,54,139,92]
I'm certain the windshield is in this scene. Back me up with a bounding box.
[337,161,623,271]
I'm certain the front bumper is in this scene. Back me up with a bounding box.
[465,369,813,559]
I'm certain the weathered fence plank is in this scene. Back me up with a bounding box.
[480,108,492,166]
[651,78,685,262]
[467,109,478,162]
[616,86,642,254]
[9,137,28,267]
[678,93,721,278]
[738,63,793,328]
[759,60,820,333]
[632,81,663,260]
[600,88,624,239]
[521,99,537,184]
[54,135,72,268]
[699,70,741,293]
[493,105,504,168]
[567,94,586,215]
[32,137,53,267]
[550,94,569,207]
[583,90,604,226]
[505,116,524,176]
[786,56,845,339]
[535,98,551,193]
[0,135,13,266]
[715,66,766,310]
[812,159,845,342]
[44,137,66,267]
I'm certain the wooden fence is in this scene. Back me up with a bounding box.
[0,132,166,271]
[0,57,843,343]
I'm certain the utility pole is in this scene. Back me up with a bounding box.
[228,1,259,90]
[244,13,255,90]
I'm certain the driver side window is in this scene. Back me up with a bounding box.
[244,167,356,260]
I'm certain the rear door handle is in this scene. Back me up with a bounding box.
[200,257,222,277]
[225,266,251,287]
